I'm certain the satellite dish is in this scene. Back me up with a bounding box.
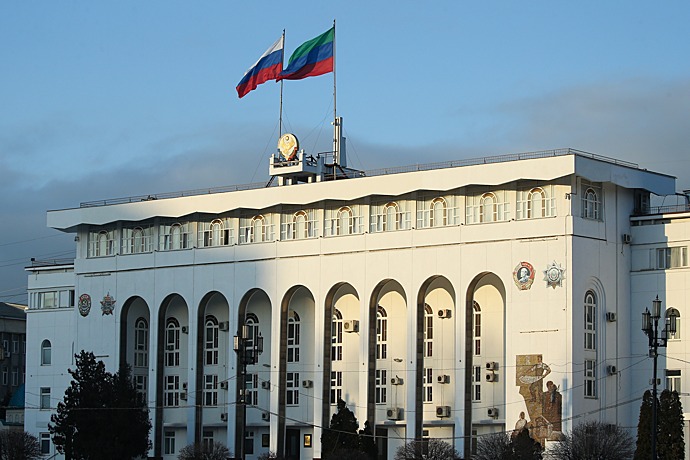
[278,133,299,160]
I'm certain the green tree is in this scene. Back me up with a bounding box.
[511,428,542,460]
[49,350,152,460]
[658,389,685,460]
[634,389,656,460]
[359,420,377,459]
[475,432,512,460]
[321,398,360,459]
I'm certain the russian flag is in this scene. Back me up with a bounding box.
[236,36,284,99]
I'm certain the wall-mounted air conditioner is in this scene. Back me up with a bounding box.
[343,320,359,333]
[607,365,617,375]
[261,381,271,389]
[487,407,499,418]
[438,309,452,319]
[436,406,451,418]
[261,411,270,421]
[179,391,187,400]
[181,326,188,334]
[391,376,404,385]
[220,413,228,422]
[486,373,498,383]
[437,375,450,384]
[302,380,313,388]
[220,381,228,390]
[486,362,499,371]
[219,321,229,331]
[606,312,617,322]
[386,407,402,420]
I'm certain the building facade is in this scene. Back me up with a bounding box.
[24,148,690,459]
[0,302,27,422]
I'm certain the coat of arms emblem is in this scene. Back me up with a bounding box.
[78,294,91,317]
[100,292,116,315]
[513,261,535,290]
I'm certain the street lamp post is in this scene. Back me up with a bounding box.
[234,324,263,460]
[641,296,678,460]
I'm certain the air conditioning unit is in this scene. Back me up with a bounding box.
[302,380,313,388]
[386,407,402,420]
[437,374,450,384]
[220,381,228,390]
[179,391,187,400]
[436,405,451,418]
[486,373,498,383]
[607,365,617,375]
[220,413,228,422]
[391,376,404,386]
[261,411,270,421]
[606,312,617,322]
[487,407,499,418]
[343,320,359,333]
[181,326,188,334]
[219,321,229,331]
[261,381,271,389]
[622,233,632,244]
[438,309,452,319]
[486,362,499,371]
[182,382,188,390]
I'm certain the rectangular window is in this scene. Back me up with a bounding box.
[38,292,57,309]
[164,431,176,455]
[584,360,597,398]
[585,304,596,350]
[202,430,214,452]
[287,317,300,363]
[423,368,433,403]
[12,339,18,354]
[11,368,18,386]
[164,375,180,407]
[245,431,255,455]
[330,371,343,404]
[40,387,51,409]
[204,374,218,406]
[2,367,7,385]
[134,374,147,400]
[472,366,481,402]
[331,319,343,361]
[666,369,681,393]
[244,374,258,406]
[40,433,51,455]
[375,369,387,404]
[286,372,299,405]
[657,247,688,269]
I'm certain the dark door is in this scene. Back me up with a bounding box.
[285,428,300,460]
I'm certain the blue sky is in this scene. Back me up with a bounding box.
[2,1,690,304]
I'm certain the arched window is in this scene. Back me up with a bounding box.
[331,309,343,361]
[376,306,388,360]
[473,301,481,356]
[205,316,219,365]
[480,193,497,223]
[210,219,223,246]
[666,308,681,340]
[293,211,308,239]
[134,318,148,367]
[424,304,433,358]
[170,223,183,250]
[337,207,353,236]
[584,188,599,220]
[527,188,546,218]
[251,216,266,243]
[97,231,109,256]
[287,311,300,363]
[41,339,51,365]
[245,314,260,363]
[431,198,447,227]
[383,202,399,231]
[165,318,180,367]
[584,291,596,350]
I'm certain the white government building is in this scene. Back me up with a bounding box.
[24,131,690,459]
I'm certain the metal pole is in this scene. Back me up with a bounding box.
[279,29,285,138]
[652,318,658,460]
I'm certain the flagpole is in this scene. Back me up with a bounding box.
[279,29,285,138]
[332,19,337,167]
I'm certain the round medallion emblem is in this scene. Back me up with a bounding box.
[513,262,535,290]
[78,294,91,317]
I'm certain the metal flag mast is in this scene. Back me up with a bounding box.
[279,29,285,137]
